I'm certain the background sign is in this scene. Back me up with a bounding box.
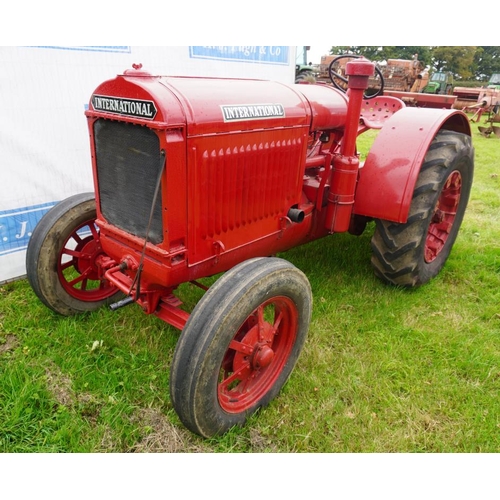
[189,46,289,65]
[0,46,296,283]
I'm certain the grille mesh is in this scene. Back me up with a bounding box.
[94,119,163,244]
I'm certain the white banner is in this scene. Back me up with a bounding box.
[0,46,296,283]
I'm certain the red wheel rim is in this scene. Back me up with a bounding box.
[425,170,462,263]
[57,219,117,301]
[218,296,299,413]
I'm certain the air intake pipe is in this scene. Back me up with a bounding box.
[325,58,375,233]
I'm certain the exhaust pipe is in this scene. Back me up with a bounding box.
[287,207,305,223]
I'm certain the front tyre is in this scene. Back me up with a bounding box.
[371,130,474,287]
[26,192,121,315]
[170,257,312,438]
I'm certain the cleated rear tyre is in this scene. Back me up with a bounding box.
[370,130,474,287]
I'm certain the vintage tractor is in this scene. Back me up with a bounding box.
[295,63,318,83]
[26,58,474,438]
[325,54,457,109]
[423,72,454,95]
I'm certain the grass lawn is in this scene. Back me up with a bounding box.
[0,118,499,454]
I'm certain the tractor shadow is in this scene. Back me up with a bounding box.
[279,223,377,291]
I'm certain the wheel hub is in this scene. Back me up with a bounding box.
[57,220,117,301]
[251,344,275,370]
[74,238,102,279]
[425,170,462,263]
[216,295,301,415]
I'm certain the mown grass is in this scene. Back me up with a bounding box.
[1,119,499,453]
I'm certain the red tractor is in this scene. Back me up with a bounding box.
[26,58,474,438]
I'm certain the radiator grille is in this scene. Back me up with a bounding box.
[94,119,163,244]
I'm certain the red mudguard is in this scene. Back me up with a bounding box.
[353,107,471,223]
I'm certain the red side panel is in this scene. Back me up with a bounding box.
[187,128,308,264]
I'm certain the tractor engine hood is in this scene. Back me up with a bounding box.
[86,67,349,135]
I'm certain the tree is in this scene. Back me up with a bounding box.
[431,46,477,80]
[328,46,432,66]
[389,47,432,66]
[327,46,384,59]
[473,46,500,81]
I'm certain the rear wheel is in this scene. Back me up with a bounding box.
[371,130,474,287]
[170,257,312,438]
[295,70,316,83]
[26,192,121,315]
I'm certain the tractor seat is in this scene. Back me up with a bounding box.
[360,96,405,130]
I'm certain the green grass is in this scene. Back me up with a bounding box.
[1,119,499,453]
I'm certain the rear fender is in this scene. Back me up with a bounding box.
[353,108,471,223]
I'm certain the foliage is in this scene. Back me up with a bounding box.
[432,46,477,80]
[474,46,500,80]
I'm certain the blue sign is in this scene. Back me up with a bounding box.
[0,202,58,256]
[189,46,289,65]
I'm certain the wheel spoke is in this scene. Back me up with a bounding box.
[60,259,76,271]
[99,280,110,290]
[433,220,453,234]
[254,302,283,343]
[256,305,266,342]
[273,309,284,332]
[72,232,83,245]
[88,223,99,241]
[229,339,254,356]
[62,248,85,258]
[219,362,252,396]
[67,267,92,287]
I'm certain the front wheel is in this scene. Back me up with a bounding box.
[26,192,121,315]
[170,257,312,438]
[370,130,474,287]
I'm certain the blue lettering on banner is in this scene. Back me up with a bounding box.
[31,46,131,53]
[0,202,58,256]
[189,46,289,65]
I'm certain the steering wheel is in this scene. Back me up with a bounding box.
[328,54,384,99]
